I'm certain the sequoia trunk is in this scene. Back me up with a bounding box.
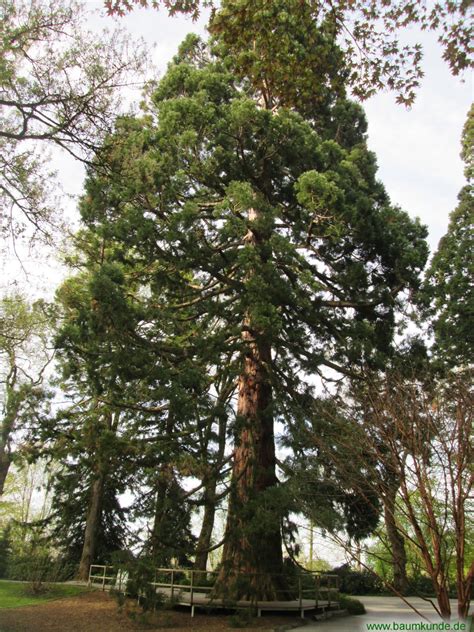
[213,200,284,599]
[215,333,284,599]
[77,474,104,581]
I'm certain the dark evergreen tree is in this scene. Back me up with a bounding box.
[51,455,128,570]
[50,227,223,578]
[49,257,150,579]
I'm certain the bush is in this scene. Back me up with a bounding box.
[176,571,216,588]
[339,594,366,615]
[408,575,436,597]
[228,608,255,628]
[6,553,75,583]
[331,564,383,595]
[112,557,166,613]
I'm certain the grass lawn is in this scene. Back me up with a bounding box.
[0,580,88,608]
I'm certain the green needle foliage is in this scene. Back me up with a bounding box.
[71,26,428,592]
[50,225,223,574]
[81,34,427,380]
[423,105,474,371]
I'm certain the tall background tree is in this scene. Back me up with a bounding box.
[422,104,473,371]
[43,224,226,577]
[0,294,53,495]
[0,0,147,242]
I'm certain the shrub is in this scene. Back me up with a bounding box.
[408,575,436,597]
[339,594,366,615]
[228,608,255,628]
[6,553,75,583]
[331,564,383,595]
[112,557,166,613]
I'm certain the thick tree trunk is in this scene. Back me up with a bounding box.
[383,488,409,595]
[0,447,11,497]
[77,474,104,581]
[212,201,284,600]
[215,334,284,600]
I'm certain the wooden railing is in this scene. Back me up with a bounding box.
[88,564,340,616]
[88,564,117,591]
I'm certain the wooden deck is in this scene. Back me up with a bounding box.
[88,565,341,619]
[156,586,338,618]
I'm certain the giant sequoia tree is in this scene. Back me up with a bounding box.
[78,19,427,596]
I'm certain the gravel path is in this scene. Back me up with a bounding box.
[294,596,473,631]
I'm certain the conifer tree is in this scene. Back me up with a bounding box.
[51,228,221,577]
[423,105,473,370]
[77,22,427,596]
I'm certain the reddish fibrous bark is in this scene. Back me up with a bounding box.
[215,333,284,599]
[368,375,473,620]
[213,208,285,600]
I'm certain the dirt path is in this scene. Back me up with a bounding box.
[0,590,301,631]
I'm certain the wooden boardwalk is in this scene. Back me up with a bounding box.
[156,586,337,618]
[88,565,341,619]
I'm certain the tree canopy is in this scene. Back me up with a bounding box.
[69,29,428,596]
[0,0,147,241]
[423,105,473,370]
[105,0,473,105]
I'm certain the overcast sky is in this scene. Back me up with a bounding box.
[3,3,472,297]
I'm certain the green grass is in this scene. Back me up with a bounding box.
[0,580,88,609]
